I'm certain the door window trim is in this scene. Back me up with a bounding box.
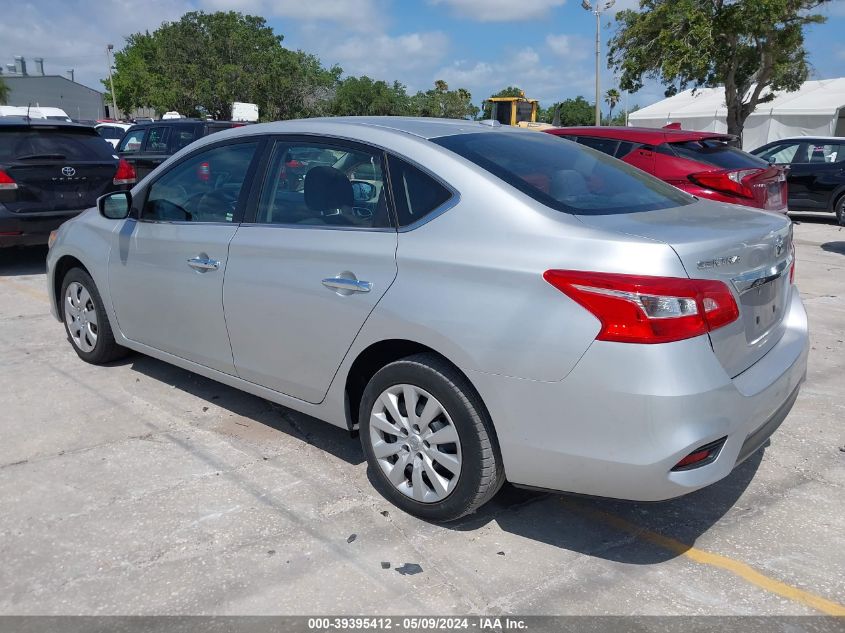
[242,134,397,232]
[134,136,267,225]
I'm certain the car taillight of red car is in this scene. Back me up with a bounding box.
[688,166,787,212]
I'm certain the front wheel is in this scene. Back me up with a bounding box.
[835,195,845,226]
[61,268,127,364]
[359,353,505,522]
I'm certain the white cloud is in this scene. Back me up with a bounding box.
[318,31,450,89]
[546,33,590,59]
[0,0,192,91]
[430,0,566,21]
[199,0,386,31]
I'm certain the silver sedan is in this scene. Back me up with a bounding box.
[46,117,808,521]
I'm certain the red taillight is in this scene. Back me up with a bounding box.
[0,169,18,190]
[543,270,740,344]
[689,168,765,200]
[113,159,136,186]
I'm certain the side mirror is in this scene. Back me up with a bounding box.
[98,191,132,220]
[351,181,377,202]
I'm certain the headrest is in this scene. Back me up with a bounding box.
[304,166,353,211]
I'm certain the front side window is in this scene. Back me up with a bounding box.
[256,140,390,229]
[434,131,692,215]
[143,141,258,223]
[145,127,171,152]
[118,129,146,154]
[387,155,453,227]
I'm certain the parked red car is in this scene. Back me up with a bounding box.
[545,126,788,212]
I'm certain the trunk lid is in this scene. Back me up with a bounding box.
[576,200,793,377]
[3,161,117,213]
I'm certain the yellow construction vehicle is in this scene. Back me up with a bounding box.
[484,92,555,130]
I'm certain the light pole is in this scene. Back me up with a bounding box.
[581,0,615,126]
[106,44,118,120]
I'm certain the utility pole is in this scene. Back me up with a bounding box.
[106,44,118,120]
[581,0,615,126]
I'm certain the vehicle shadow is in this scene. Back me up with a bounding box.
[126,350,759,564]
[434,449,764,564]
[0,245,48,276]
[821,241,845,255]
[126,353,365,466]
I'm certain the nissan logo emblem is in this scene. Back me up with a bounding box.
[61,166,76,177]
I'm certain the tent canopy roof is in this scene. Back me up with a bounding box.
[630,78,845,121]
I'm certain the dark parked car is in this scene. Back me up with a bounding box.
[117,119,244,180]
[750,137,845,225]
[0,117,135,248]
[546,126,788,213]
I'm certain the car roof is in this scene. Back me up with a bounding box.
[0,116,96,131]
[546,125,735,144]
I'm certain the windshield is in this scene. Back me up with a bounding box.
[0,129,116,161]
[667,139,768,169]
[433,131,692,215]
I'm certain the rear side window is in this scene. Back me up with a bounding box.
[118,128,146,153]
[576,136,620,157]
[0,129,115,161]
[434,131,691,215]
[97,126,124,140]
[754,142,800,164]
[668,139,768,169]
[172,129,198,152]
[387,155,452,227]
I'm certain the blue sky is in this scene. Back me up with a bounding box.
[2,0,844,114]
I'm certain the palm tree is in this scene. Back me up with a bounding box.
[605,88,621,125]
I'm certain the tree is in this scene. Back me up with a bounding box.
[330,76,409,116]
[605,88,621,123]
[106,11,339,121]
[541,97,595,126]
[609,0,830,138]
[0,77,9,105]
[480,86,523,119]
[410,81,479,119]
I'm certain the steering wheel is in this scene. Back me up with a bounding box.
[185,189,239,222]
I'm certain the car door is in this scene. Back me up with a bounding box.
[754,141,806,209]
[224,136,398,403]
[108,138,263,374]
[786,141,845,211]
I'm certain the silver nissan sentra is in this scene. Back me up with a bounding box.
[46,117,808,521]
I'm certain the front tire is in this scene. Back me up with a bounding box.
[61,268,127,364]
[359,353,505,522]
[835,194,845,227]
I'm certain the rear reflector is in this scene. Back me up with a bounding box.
[672,438,726,471]
[113,158,137,186]
[0,169,18,190]
[543,270,739,344]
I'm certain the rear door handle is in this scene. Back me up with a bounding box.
[322,277,372,293]
[187,256,220,272]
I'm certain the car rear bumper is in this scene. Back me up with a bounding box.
[0,206,86,248]
[470,285,809,501]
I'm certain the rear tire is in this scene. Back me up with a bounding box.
[60,268,128,364]
[359,353,505,522]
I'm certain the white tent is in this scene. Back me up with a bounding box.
[627,78,845,150]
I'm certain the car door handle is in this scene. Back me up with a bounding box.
[321,277,372,293]
[187,256,220,272]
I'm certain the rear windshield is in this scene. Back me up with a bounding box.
[0,128,115,162]
[667,139,768,169]
[433,132,692,215]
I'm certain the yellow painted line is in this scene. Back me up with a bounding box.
[564,499,845,616]
[0,276,48,303]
